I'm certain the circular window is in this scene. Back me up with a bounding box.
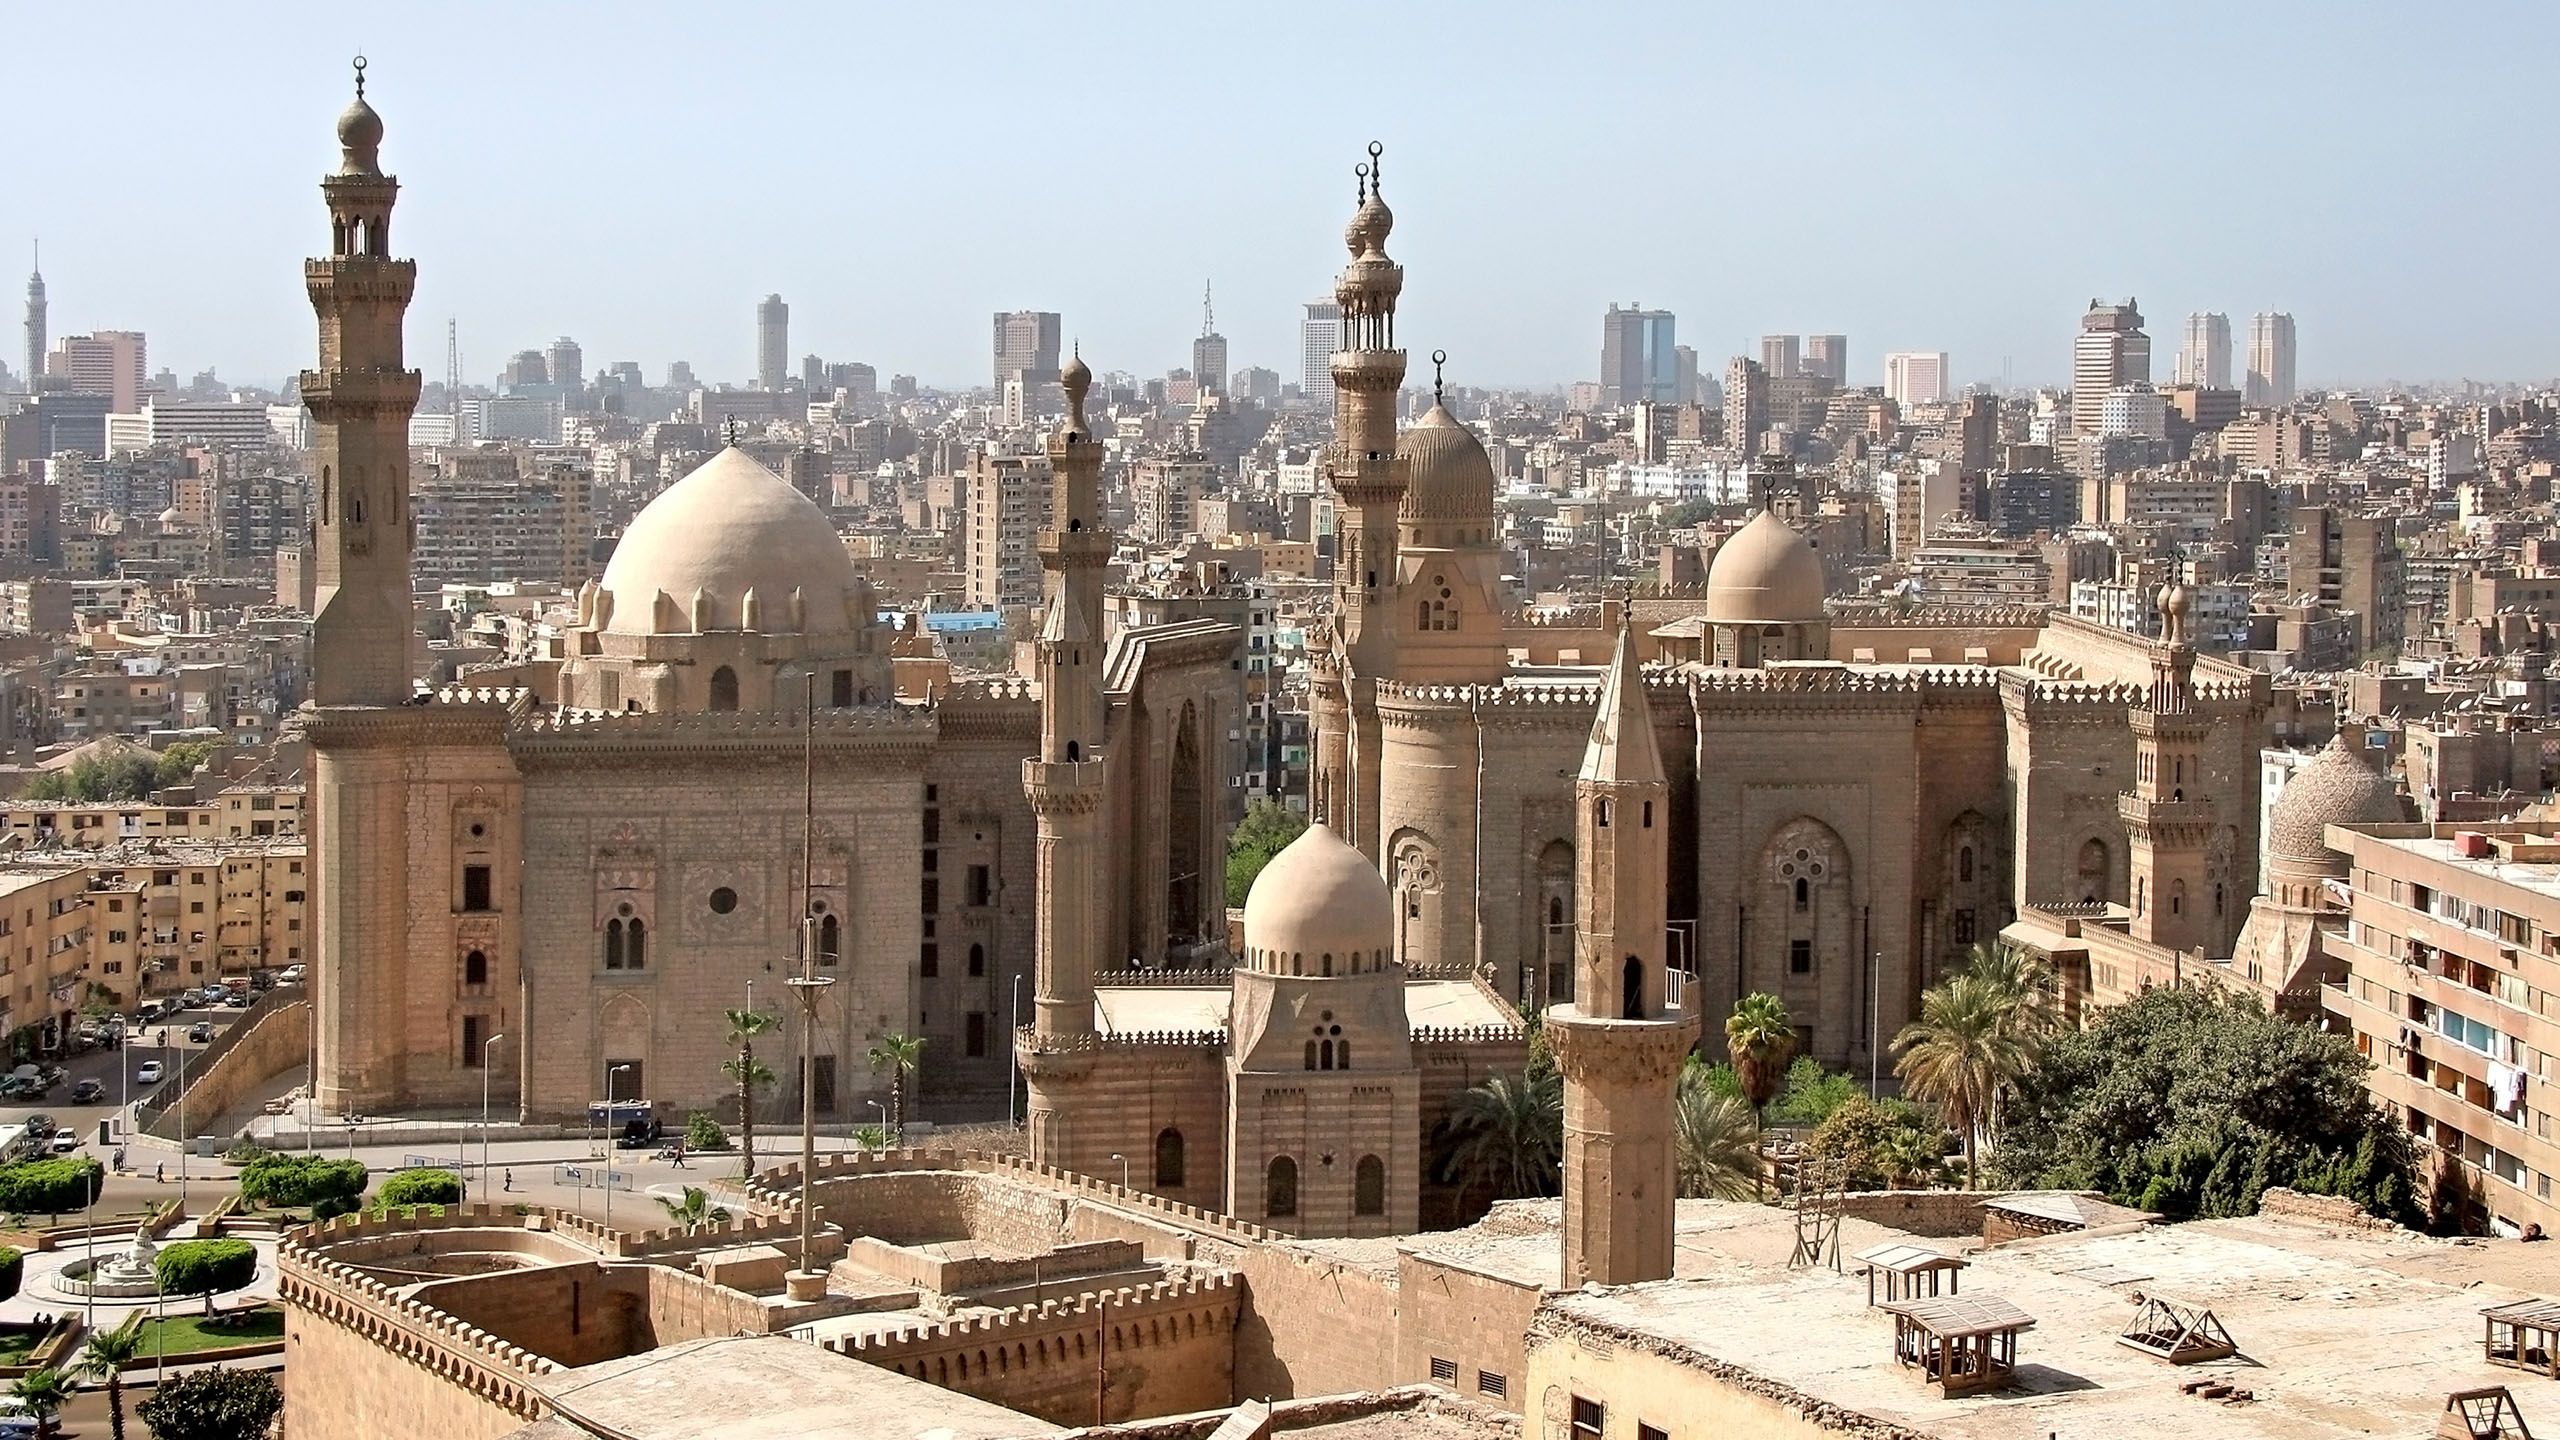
[616,901,634,918]
[809,899,828,916]
[1321,1010,1335,1022]
[708,887,738,915]
[468,822,486,838]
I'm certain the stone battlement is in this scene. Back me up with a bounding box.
[512,705,940,745]
[1018,1026,1230,1054]
[829,1271,1240,1360]
[1411,1023,1528,1044]
[746,1148,1291,1247]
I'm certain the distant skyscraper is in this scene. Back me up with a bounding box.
[667,360,697,390]
[2247,312,2297,406]
[1883,351,1951,408]
[1672,345,1700,406]
[2177,312,2231,389]
[1803,334,1848,387]
[47,330,146,412]
[1192,282,1228,398]
[757,294,788,392]
[1599,303,1676,407]
[1724,356,1769,459]
[21,243,43,395]
[991,309,1062,393]
[1759,334,1801,380]
[1300,300,1341,410]
[546,336,583,397]
[500,349,548,390]
[2071,299,2149,435]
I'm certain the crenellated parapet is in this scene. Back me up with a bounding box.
[743,1147,1292,1246]
[1409,1022,1528,1044]
[1017,1025,1228,1055]
[829,1271,1240,1364]
[509,703,940,762]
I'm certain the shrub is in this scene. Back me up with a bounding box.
[0,1248,19,1303]
[375,1169,462,1209]
[310,1195,359,1222]
[138,1369,282,1440]
[223,1139,274,1165]
[684,1112,732,1152]
[0,1157,103,1217]
[1807,1096,1940,1190]
[238,1154,367,1209]
[155,1239,257,1312]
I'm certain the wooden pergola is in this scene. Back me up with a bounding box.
[1855,1242,1967,1308]
[2442,1386,2536,1439]
[1882,1293,2034,1398]
[2483,1299,2560,1378]
[2118,1292,2236,1365]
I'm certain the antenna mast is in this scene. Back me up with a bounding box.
[1201,280,1214,338]
[446,318,460,420]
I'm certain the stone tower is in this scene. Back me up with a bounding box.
[21,242,42,395]
[1549,620,1699,1287]
[1019,351,1112,1163]
[2122,583,2214,953]
[1314,142,1408,862]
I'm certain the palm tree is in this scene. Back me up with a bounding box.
[1960,942,2062,1043]
[1724,992,1797,1197]
[866,1032,925,1141]
[1892,972,2033,1188]
[723,1008,778,1176]
[9,1368,69,1440]
[655,1185,728,1236]
[1673,1071,1763,1201]
[1875,1125,1948,1190]
[77,1327,141,1440]
[1435,1072,1562,1205]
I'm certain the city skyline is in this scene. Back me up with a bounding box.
[11,4,2559,393]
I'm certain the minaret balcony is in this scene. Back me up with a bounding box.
[1329,350,1408,391]
[1023,756,1107,813]
[1542,1002,1701,1086]
[1036,530,1111,566]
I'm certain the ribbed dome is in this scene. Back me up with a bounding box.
[1397,403,1495,527]
[2269,734,2403,866]
[1705,510,1826,624]
[597,448,862,637]
[1243,823,1395,970]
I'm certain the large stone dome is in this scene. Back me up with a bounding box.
[2269,733,2404,867]
[1243,823,1396,973]
[1397,403,1495,530]
[598,448,863,637]
[1705,510,1826,624]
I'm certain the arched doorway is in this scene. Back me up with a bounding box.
[1167,702,1204,947]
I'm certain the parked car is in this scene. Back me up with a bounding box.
[187,1022,213,1044]
[615,1118,665,1150]
[47,1133,76,1154]
[278,964,305,984]
[223,990,251,1009]
[22,1114,53,1140]
[135,1061,163,1085]
[69,1079,103,1104]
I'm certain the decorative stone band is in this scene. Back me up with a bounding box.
[305,702,510,749]
[1544,1007,1702,1086]
[1016,1026,1228,1055]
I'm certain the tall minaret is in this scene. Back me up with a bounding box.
[303,56,421,706]
[2122,583,2214,953]
[1326,142,1408,862]
[22,241,43,391]
[1548,620,1698,1288]
[1019,350,1112,1168]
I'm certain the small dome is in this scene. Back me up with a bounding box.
[156,506,182,527]
[1243,823,1394,969]
[1060,349,1092,394]
[1397,403,1495,528]
[597,448,863,637]
[336,96,383,175]
[1705,510,1826,625]
[2268,734,2403,866]
[1345,191,1394,256]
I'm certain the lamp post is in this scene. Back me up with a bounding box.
[480,1032,507,1203]
[1008,973,1023,1129]
[1108,1152,1129,1189]
[865,1099,886,1147]
[603,1062,632,1231]
[784,671,837,1300]
[175,1037,189,1210]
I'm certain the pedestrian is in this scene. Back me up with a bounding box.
[502,1168,514,1192]
[154,1162,164,1184]
[112,1147,126,1173]
[672,1139,686,1169]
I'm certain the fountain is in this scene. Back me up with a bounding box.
[54,1221,165,1299]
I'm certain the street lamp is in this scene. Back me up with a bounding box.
[865,1099,886,1147]
[1108,1152,1129,1189]
[603,1062,632,1231]
[480,1032,507,1203]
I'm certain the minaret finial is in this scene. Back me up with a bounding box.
[352,54,367,98]
[1367,140,1384,195]
[1431,349,1447,405]
[1355,162,1368,204]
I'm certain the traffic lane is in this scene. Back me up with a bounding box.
[0,1005,247,1140]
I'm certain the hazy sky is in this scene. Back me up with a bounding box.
[13,3,2557,393]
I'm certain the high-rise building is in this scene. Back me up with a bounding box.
[2177,312,2231,389]
[1672,345,1700,406]
[964,440,1053,612]
[1724,356,1769,459]
[1759,334,1801,380]
[545,336,583,397]
[991,309,1062,393]
[47,330,146,412]
[1883,351,1950,408]
[2071,300,2149,435]
[1192,282,1228,399]
[756,294,788,392]
[499,350,547,389]
[2247,312,2297,407]
[1599,304,1676,407]
[1299,300,1341,410]
[21,243,42,394]
[1803,334,1848,387]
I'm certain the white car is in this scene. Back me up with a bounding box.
[47,1133,76,1154]
[135,1061,163,1085]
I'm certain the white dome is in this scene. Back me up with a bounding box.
[1705,510,1826,625]
[598,448,862,637]
[1243,823,1395,972]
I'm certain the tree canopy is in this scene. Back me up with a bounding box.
[0,1158,103,1217]
[1225,800,1308,907]
[376,1169,462,1209]
[138,1370,282,1440]
[154,1238,257,1312]
[238,1154,368,1209]
[1993,985,2419,1224]
[18,741,216,804]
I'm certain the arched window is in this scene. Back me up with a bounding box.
[1304,1040,1318,1070]
[1319,1039,1335,1070]
[1154,1128,1185,1188]
[463,950,488,986]
[1959,847,1975,883]
[2170,879,2185,916]
[819,914,840,965]
[628,916,646,969]
[708,665,739,711]
[1354,1155,1386,1217]
[1622,955,1644,1020]
[1338,1040,1351,1069]
[1066,740,1081,761]
[1321,953,1333,977]
[968,942,985,977]
[2076,838,2109,903]
[603,919,624,970]
[2135,876,2147,917]
[1265,1156,1298,1218]
[1794,877,1809,912]
[1597,799,1612,829]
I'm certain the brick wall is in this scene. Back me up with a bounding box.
[411,1261,639,1369]
[1231,1244,1399,1402]
[1833,1190,1994,1239]
[140,995,310,1140]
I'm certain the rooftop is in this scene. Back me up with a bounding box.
[516,1336,1056,1440]
[1092,979,1515,1038]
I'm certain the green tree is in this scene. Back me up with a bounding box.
[137,1370,282,1440]
[1224,799,1308,906]
[851,1124,891,1150]
[1434,1072,1562,1204]
[77,1325,141,1440]
[724,1008,778,1176]
[0,1247,20,1303]
[153,740,219,790]
[7,1367,68,1440]
[376,1168,463,1210]
[1892,972,2031,1189]
[1994,984,2420,1225]
[655,1185,729,1236]
[683,1111,732,1153]
[867,1031,924,1139]
[154,1239,257,1316]
[238,1153,368,1211]
[1807,1095,1942,1191]
[1673,1061,1762,1200]
[1724,993,1796,1195]
[0,1158,103,1219]
[1765,1057,1864,1126]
